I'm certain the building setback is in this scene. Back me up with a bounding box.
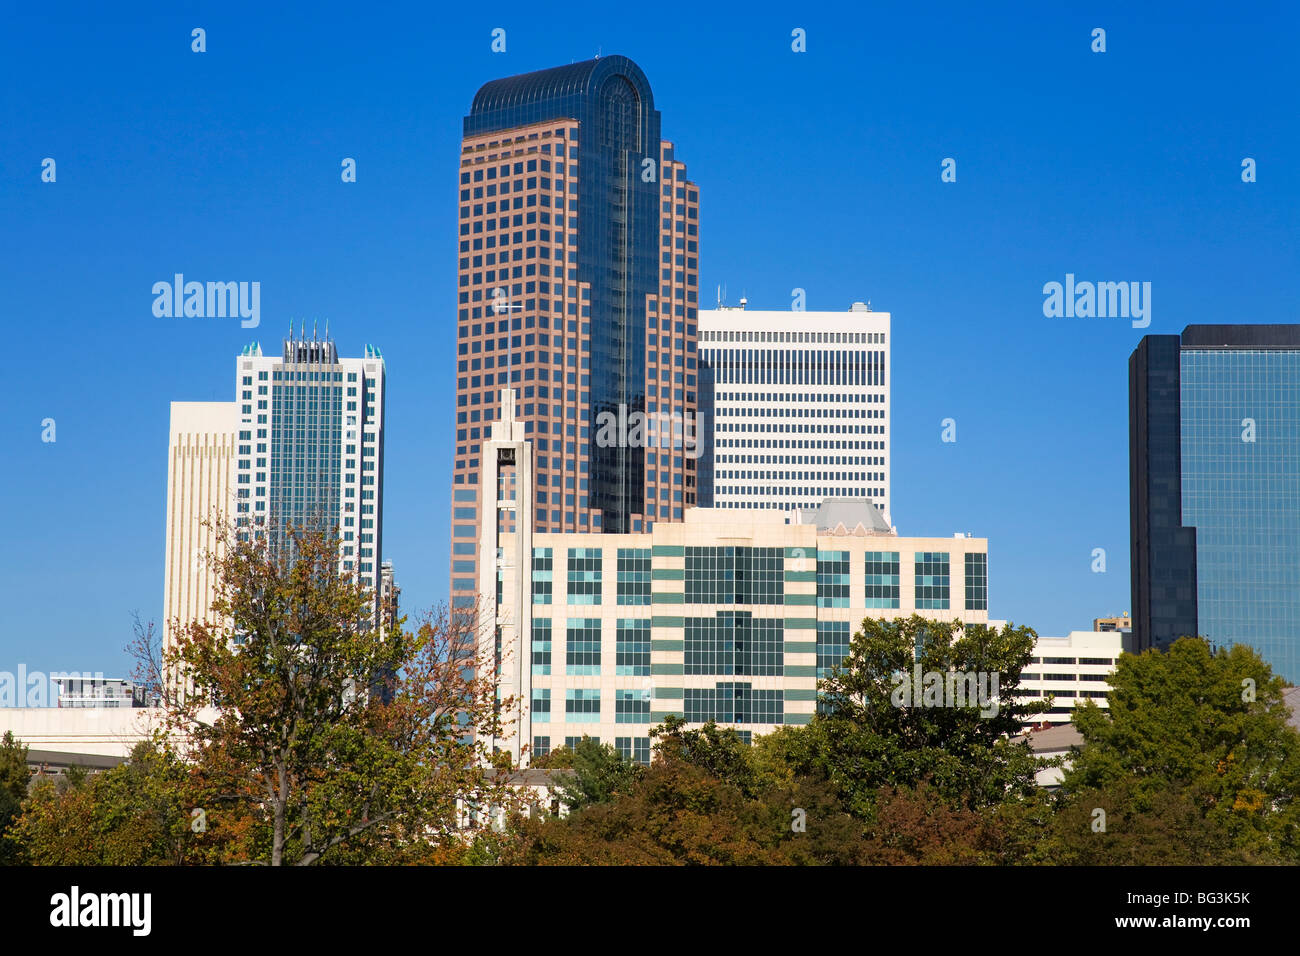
[1130,324,1300,682]
[451,56,700,616]
[698,301,891,522]
[479,393,988,765]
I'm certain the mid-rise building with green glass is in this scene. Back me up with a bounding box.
[478,392,988,765]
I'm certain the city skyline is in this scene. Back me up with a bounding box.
[4,5,1297,679]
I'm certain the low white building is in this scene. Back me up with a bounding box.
[1015,630,1133,727]
[0,707,158,763]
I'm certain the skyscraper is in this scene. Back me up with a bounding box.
[164,331,388,648]
[698,301,891,521]
[451,56,700,614]
[1130,324,1300,682]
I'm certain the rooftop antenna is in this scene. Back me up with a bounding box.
[312,319,318,341]
[324,318,329,340]
[595,46,601,59]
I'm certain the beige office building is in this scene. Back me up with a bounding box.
[478,394,989,765]
[162,401,238,652]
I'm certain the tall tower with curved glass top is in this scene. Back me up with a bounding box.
[450,57,700,617]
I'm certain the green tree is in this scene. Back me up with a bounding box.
[801,616,1049,816]
[505,757,872,866]
[546,736,641,811]
[0,731,30,863]
[1034,780,1275,865]
[12,742,196,866]
[651,716,758,796]
[1064,636,1300,861]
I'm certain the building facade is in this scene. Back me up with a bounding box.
[1092,613,1131,633]
[164,333,388,647]
[451,56,700,616]
[698,302,891,522]
[163,401,238,653]
[479,394,987,765]
[1016,629,1131,727]
[1130,325,1300,682]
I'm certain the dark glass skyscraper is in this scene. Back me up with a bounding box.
[1130,325,1300,682]
[450,57,700,612]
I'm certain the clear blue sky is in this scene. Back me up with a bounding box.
[2,2,1296,677]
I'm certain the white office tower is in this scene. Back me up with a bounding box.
[698,301,891,524]
[232,329,387,610]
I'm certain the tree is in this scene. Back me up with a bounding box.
[504,757,872,866]
[0,731,29,863]
[504,720,873,865]
[1033,780,1276,865]
[651,716,758,797]
[158,522,516,865]
[801,616,1049,817]
[543,736,641,811]
[1064,636,1300,861]
[12,741,195,866]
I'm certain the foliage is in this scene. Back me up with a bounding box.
[158,522,517,865]
[11,741,193,865]
[503,754,872,865]
[546,736,641,811]
[0,731,30,863]
[1062,637,1300,862]
[799,616,1050,816]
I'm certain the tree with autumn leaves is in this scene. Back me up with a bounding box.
[498,623,1300,866]
[7,572,1300,865]
[9,522,519,866]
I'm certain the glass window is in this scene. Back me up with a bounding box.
[914,552,950,610]
[864,551,900,609]
[816,620,851,679]
[616,548,651,604]
[683,682,782,725]
[685,612,782,676]
[817,550,850,607]
[615,619,651,675]
[565,618,601,675]
[531,688,551,721]
[532,547,553,604]
[531,619,551,675]
[565,688,600,722]
[964,552,988,611]
[685,546,784,605]
[614,689,650,724]
[567,547,602,604]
